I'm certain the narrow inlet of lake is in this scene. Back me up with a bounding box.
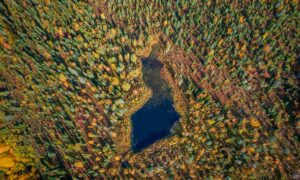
[131,57,180,152]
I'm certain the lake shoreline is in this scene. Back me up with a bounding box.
[114,37,188,160]
[131,57,180,152]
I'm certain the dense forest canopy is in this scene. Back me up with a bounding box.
[0,0,299,179]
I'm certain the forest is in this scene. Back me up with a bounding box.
[0,0,299,179]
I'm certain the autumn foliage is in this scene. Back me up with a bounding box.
[0,0,299,179]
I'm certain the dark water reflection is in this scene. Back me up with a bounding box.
[131,57,180,152]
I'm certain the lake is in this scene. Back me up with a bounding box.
[131,57,180,152]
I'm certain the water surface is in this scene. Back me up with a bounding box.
[131,57,180,152]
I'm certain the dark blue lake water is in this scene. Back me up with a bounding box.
[131,57,180,152]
